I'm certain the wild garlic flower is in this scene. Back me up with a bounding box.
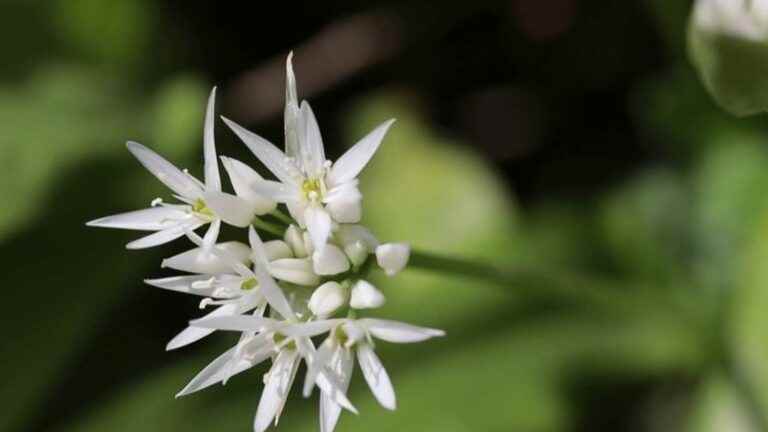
[89,53,444,432]
[221,54,395,263]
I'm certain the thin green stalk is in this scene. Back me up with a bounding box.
[408,250,702,320]
[252,217,285,237]
[270,209,294,225]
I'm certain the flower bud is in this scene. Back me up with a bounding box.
[162,241,251,274]
[344,240,369,267]
[284,224,308,258]
[262,240,293,261]
[375,243,410,276]
[337,225,378,266]
[268,258,319,286]
[326,196,362,223]
[312,244,350,275]
[308,281,347,317]
[303,231,315,255]
[350,279,385,309]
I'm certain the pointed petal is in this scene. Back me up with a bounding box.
[191,314,274,332]
[254,349,300,432]
[144,274,220,296]
[284,52,301,158]
[357,344,396,410]
[176,347,235,397]
[328,119,395,186]
[126,141,203,199]
[126,221,203,250]
[320,347,354,432]
[162,241,251,274]
[221,117,295,185]
[251,179,298,203]
[299,101,325,177]
[202,218,221,250]
[86,207,189,231]
[280,319,344,338]
[361,318,445,343]
[304,206,332,252]
[255,266,296,320]
[220,156,277,213]
[304,337,335,397]
[249,225,269,265]
[166,303,238,350]
[204,191,255,227]
[203,87,221,191]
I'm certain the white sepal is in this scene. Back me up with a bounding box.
[312,244,350,276]
[309,281,347,317]
[269,258,320,286]
[375,243,410,276]
[349,280,385,309]
[357,343,396,410]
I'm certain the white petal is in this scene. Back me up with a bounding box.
[204,191,254,227]
[166,303,238,350]
[287,201,306,226]
[191,314,274,332]
[304,206,332,252]
[298,101,326,178]
[269,258,320,286]
[176,347,235,397]
[162,241,251,274]
[284,52,301,159]
[328,119,395,185]
[284,224,309,258]
[324,193,362,224]
[312,244,350,276]
[202,218,221,250]
[375,243,410,276]
[220,156,277,214]
[357,344,396,410]
[280,319,344,338]
[336,224,379,249]
[250,179,298,203]
[144,274,224,297]
[221,117,295,185]
[126,141,203,200]
[86,207,189,231]
[320,346,354,432]
[126,221,203,250]
[349,280,385,309]
[176,343,267,398]
[203,87,221,191]
[308,282,347,317]
[254,266,296,320]
[249,225,269,266]
[361,318,446,343]
[253,349,300,432]
[263,240,293,261]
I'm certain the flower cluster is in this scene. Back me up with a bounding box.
[87,54,444,432]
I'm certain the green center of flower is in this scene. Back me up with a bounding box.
[240,277,258,291]
[273,332,297,350]
[192,199,214,218]
[302,178,322,201]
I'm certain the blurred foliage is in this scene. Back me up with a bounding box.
[6,1,768,432]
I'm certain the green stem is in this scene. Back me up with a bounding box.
[270,209,294,225]
[408,250,699,318]
[252,217,285,237]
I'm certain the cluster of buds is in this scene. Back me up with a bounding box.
[87,54,444,432]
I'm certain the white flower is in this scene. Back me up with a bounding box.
[349,279,385,309]
[188,300,358,431]
[87,88,225,250]
[305,319,445,432]
[145,227,310,351]
[308,281,348,317]
[693,0,768,41]
[221,54,395,259]
[375,243,410,276]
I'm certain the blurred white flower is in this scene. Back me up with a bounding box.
[349,279,385,309]
[693,0,768,40]
[221,54,396,259]
[308,281,348,317]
